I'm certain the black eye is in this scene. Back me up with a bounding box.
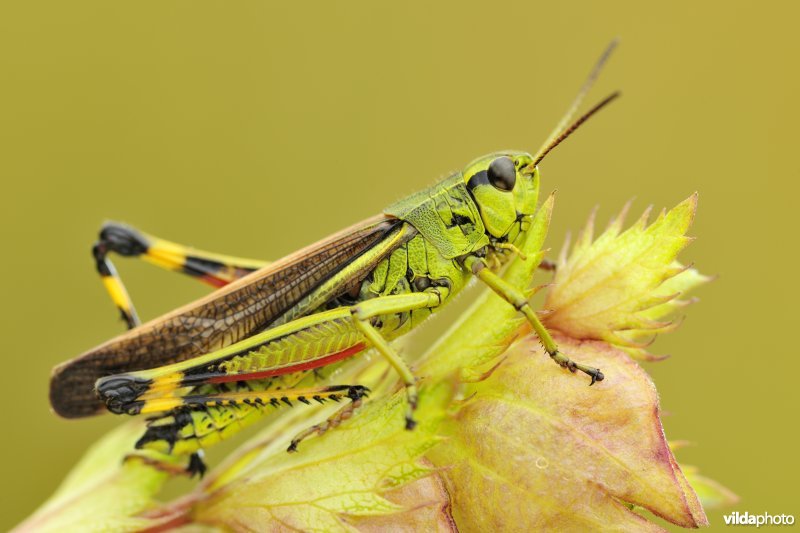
[487,157,516,191]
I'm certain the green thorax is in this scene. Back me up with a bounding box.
[384,173,489,259]
[360,232,472,339]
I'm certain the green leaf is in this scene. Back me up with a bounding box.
[190,377,455,531]
[544,195,710,359]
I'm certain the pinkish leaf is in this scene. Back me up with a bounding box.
[427,334,708,531]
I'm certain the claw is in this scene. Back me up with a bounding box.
[187,451,207,478]
[551,350,604,385]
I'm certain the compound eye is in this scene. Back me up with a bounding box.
[487,156,516,191]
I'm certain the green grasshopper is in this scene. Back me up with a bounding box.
[50,42,619,477]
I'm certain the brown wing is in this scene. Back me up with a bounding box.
[51,214,411,418]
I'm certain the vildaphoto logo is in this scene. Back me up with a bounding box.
[723,511,795,527]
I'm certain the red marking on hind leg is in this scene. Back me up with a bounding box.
[206,343,368,384]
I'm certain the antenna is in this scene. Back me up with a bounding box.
[530,91,620,168]
[526,39,620,170]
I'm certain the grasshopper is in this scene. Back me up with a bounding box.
[50,42,619,477]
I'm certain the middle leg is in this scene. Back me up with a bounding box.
[350,290,443,429]
[464,255,604,384]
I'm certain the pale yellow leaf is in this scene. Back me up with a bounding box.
[544,195,709,358]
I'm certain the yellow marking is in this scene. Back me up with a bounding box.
[143,237,268,274]
[148,372,187,394]
[138,372,190,412]
[142,255,182,272]
[142,238,186,272]
[102,275,133,311]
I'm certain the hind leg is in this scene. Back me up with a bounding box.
[92,221,268,329]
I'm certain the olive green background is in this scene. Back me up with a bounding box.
[1,2,797,530]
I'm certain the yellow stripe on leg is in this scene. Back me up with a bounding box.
[101,274,139,328]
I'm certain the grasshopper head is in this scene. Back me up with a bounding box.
[462,90,621,245]
[463,152,539,243]
[457,41,622,250]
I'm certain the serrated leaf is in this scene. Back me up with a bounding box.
[427,334,708,531]
[544,194,709,358]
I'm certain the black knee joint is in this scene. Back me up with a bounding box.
[99,222,149,257]
[96,375,151,414]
